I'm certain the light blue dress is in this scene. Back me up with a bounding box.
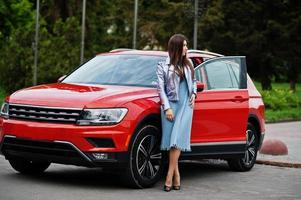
[160,75,193,152]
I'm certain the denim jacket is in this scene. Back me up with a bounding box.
[156,57,197,111]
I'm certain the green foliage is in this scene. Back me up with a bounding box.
[0,3,82,92]
[137,0,194,49]
[0,0,35,93]
[261,89,301,110]
[37,17,81,84]
[0,0,34,39]
[251,81,301,122]
[265,108,301,123]
[0,0,300,95]
[0,87,6,104]
[198,0,301,90]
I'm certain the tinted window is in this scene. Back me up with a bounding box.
[63,55,165,87]
[195,68,203,82]
[227,63,240,88]
[204,61,240,90]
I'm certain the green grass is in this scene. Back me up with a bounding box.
[265,108,301,123]
[254,81,301,123]
[254,82,301,98]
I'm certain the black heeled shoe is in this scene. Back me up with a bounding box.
[173,185,181,190]
[163,185,172,192]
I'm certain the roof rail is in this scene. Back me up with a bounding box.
[188,49,224,57]
[109,48,135,53]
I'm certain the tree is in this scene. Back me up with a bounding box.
[280,0,301,92]
[0,0,35,92]
[1,0,300,93]
[198,0,301,90]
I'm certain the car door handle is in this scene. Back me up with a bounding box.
[231,96,247,102]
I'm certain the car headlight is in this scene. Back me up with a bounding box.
[77,108,128,125]
[0,102,9,119]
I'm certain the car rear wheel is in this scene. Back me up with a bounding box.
[8,157,51,174]
[227,122,259,171]
[123,125,165,188]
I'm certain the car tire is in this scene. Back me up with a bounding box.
[8,157,51,174]
[123,125,165,188]
[227,122,259,171]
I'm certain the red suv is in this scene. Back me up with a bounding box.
[0,49,265,188]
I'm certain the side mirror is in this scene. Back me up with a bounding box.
[57,75,67,82]
[196,81,205,92]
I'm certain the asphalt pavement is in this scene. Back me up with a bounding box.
[0,158,300,200]
[0,121,300,200]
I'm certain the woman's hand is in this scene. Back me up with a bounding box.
[189,93,196,108]
[165,108,174,121]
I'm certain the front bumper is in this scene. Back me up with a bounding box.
[0,117,133,168]
[0,135,128,168]
[0,118,132,152]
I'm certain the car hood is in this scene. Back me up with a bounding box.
[8,83,158,108]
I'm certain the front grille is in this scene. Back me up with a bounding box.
[1,137,79,157]
[9,104,82,124]
[1,136,92,166]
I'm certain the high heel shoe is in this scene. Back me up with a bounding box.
[163,185,172,192]
[173,175,181,190]
[172,185,181,190]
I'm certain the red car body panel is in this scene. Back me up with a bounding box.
[247,75,266,134]
[7,83,156,108]
[1,83,161,152]
[191,89,249,143]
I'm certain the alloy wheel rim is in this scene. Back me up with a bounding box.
[244,129,257,165]
[136,134,162,180]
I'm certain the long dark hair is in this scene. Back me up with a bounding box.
[168,34,194,79]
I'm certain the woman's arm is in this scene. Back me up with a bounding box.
[156,62,171,111]
[192,73,197,98]
[188,59,197,98]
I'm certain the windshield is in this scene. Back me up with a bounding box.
[63,54,166,87]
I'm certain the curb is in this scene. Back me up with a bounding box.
[256,159,301,168]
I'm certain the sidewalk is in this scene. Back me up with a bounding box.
[256,121,301,168]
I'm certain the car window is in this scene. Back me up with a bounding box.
[63,55,165,87]
[190,57,204,83]
[195,68,203,82]
[204,60,240,90]
[227,62,240,88]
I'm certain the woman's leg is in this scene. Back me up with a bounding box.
[165,148,181,186]
[173,149,181,187]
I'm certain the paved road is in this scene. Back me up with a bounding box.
[0,160,300,200]
[0,121,301,200]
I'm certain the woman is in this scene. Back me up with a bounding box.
[156,34,197,192]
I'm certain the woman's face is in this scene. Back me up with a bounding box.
[182,40,188,56]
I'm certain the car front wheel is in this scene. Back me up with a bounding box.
[227,122,259,171]
[123,125,165,188]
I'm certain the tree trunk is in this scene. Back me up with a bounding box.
[290,80,296,93]
[260,58,273,90]
[288,60,299,93]
[261,77,272,90]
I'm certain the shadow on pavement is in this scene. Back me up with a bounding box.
[3,159,232,189]
[179,160,232,179]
